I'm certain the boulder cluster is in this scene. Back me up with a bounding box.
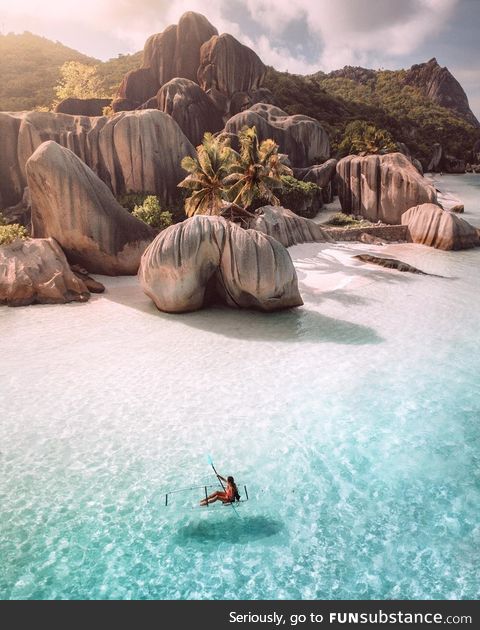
[0,11,478,312]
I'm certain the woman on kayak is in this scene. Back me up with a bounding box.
[200,475,239,506]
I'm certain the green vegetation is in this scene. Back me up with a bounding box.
[326,213,372,228]
[275,175,321,216]
[179,133,237,217]
[131,196,173,230]
[337,121,397,157]
[54,62,106,103]
[264,67,479,162]
[0,32,141,110]
[0,213,28,244]
[117,193,152,213]
[179,127,291,217]
[225,126,292,209]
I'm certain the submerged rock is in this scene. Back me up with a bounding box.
[401,203,480,250]
[354,254,429,275]
[249,206,333,248]
[336,152,438,224]
[27,141,156,275]
[0,238,90,306]
[138,215,303,313]
[225,103,330,167]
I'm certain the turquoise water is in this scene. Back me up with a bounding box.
[1,176,479,600]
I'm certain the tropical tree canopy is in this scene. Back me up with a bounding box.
[337,120,397,157]
[178,127,292,217]
[54,61,105,102]
[178,133,237,217]
[224,126,292,209]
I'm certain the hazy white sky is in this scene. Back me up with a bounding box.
[1,0,479,118]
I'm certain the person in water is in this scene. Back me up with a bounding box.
[200,475,239,506]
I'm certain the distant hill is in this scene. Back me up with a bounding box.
[1,32,478,163]
[0,32,141,111]
[264,60,479,163]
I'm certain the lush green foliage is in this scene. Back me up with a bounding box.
[276,175,321,213]
[54,62,106,102]
[264,67,480,162]
[225,127,292,209]
[179,133,238,217]
[0,32,141,110]
[337,120,397,157]
[117,193,153,213]
[132,196,172,230]
[179,128,291,216]
[326,212,371,227]
[0,222,28,245]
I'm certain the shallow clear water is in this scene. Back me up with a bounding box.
[1,176,479,600]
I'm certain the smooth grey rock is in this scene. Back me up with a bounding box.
[27,141,156,275]
[336,152,438,224]
[0,237,90,306]
[249,206,333,248]
[401,203,479,250]
[157,78,223,145]
[138,215,303,313]
[225,103,330,168]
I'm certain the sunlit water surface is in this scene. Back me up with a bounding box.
[1,176,479,599]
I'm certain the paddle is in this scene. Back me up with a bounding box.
[207,455,240,518]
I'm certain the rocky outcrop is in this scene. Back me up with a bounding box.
[443,154,466,174]
[293,159,337,203]
[27,141,156,275]
[0,238,90,306]
[54,97,112,117]
[157,78,223,145]
[197,33,267,119]
[401,203,480,250]
[336,152,438,224]
[0,109,195,208]
[70,265,105,293]
[405,58,479,128]
[114,68,159,111]
[248,206,333,248]
[112,12,218,111]
[139,215,303,313]
[473,139,480,163]
[225,103,330,167]
[0,112,23,208]
[427,143,443,172]
[450,204,464,214]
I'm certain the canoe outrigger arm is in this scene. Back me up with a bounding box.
[163,484,249,508]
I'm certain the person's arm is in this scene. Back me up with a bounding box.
[217,474,226,483]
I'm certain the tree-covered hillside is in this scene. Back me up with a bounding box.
[0,32,141,111]
[264,67,479,163]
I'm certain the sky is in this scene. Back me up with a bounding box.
[1,0,479,119]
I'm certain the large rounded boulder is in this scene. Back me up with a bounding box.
[0,237,90,307]
[157,78,224,145]
[401,203,480,250]
[249,206,333,248]
[198,33,266,99]
[138,215,303,313]
[27,141,156,275]
[336,152,438,224]
[225,103,330,167]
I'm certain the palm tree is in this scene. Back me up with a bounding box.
[225,126,292,209]
[178,133,236,217]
